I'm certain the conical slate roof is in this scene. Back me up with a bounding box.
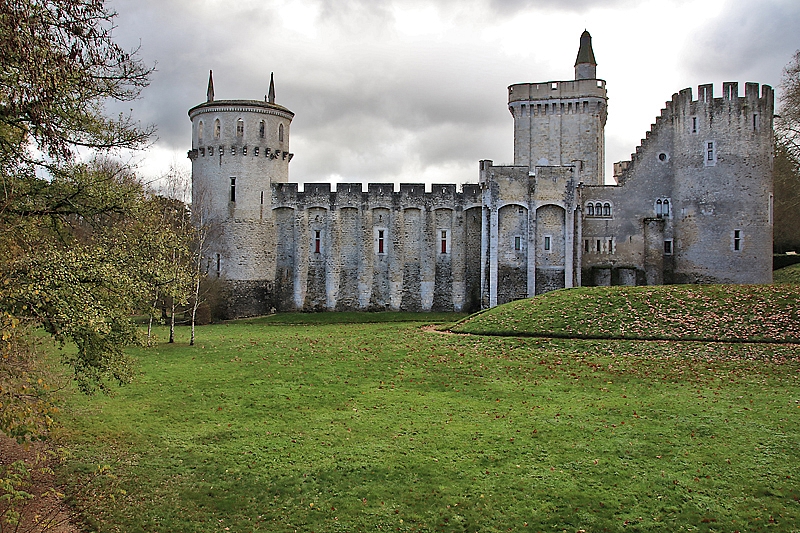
[574,30,597,66]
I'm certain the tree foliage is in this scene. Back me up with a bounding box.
[774,50,800,252]
[0,0,178,445]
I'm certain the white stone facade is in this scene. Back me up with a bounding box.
[189,34,774,318]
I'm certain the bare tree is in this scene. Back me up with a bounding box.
[775,50,800,252]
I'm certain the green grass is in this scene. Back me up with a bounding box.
[774,262,800,284]
[451,285,800,342]
[55,309,800,533]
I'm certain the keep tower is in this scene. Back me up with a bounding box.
[188,71,294,316]
[507,30,607,184]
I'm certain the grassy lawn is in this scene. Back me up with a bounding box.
[774,262,800,285]
[55,307,800,533]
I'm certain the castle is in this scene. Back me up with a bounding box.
[188,32,774,317]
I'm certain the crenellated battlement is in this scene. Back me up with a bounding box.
[615,82,773,183]
[270,182,483,211]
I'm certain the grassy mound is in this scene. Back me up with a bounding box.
[774,262,800,284]
[451,285,800,342]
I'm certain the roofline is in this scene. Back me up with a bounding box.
[188,100,294,120]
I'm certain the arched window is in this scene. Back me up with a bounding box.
[236,118,244,137]
[663,199,670,217]
[595,203,602,216]
[278,123,284,142]
[259,120,265,139]
[198,121,204,142]
[214,119,221,139]
[587,203,594,216]
[656,199,663,217]
[603,203,611,217]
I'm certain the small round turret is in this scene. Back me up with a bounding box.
[574,30,597,80]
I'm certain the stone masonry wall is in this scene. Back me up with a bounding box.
[268,182,483,313]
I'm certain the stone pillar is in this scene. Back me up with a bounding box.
[326,208,339,310]
[489,207,499,308]
[527,207,536,297]
[644,218,665,285]
[294,208,308,309]
[564,206,574,288]
[575,206,582,287]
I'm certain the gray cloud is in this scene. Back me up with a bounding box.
[105,0,794,185]
[682,0,800,92]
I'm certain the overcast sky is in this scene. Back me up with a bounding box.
[106,0,800,188]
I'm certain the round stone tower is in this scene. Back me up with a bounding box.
[188,71,294,316]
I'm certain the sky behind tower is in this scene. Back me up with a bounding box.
[106,0,800,188]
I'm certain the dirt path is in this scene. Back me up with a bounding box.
[0,435,80,533]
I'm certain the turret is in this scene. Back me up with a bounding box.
[574,30,597,80]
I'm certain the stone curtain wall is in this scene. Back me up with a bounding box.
[267,183,483,313]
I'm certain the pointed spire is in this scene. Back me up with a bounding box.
[268,72,275,104]
[574,30,597,80]
[207,70,215,102]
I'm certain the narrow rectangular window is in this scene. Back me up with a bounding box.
[705,140,716,166]
[514,236,521,251]
[440,230,447,254]
[607,239,613,254]
[753,114,759,131]
[230,177,236,202]
[584,239,590,253]
[260,191,264,205]
[769,193,774,225]
[692,116,697,133]
[544,236,551,251]
[378,229,385,254]
[664,239,673,255]
[596,239,601,253]
[733,229,741,251]
[215,253,221,278]
[314,230,321,254]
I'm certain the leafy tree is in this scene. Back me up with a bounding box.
[775,50,800,252]
[0,0,157,438]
